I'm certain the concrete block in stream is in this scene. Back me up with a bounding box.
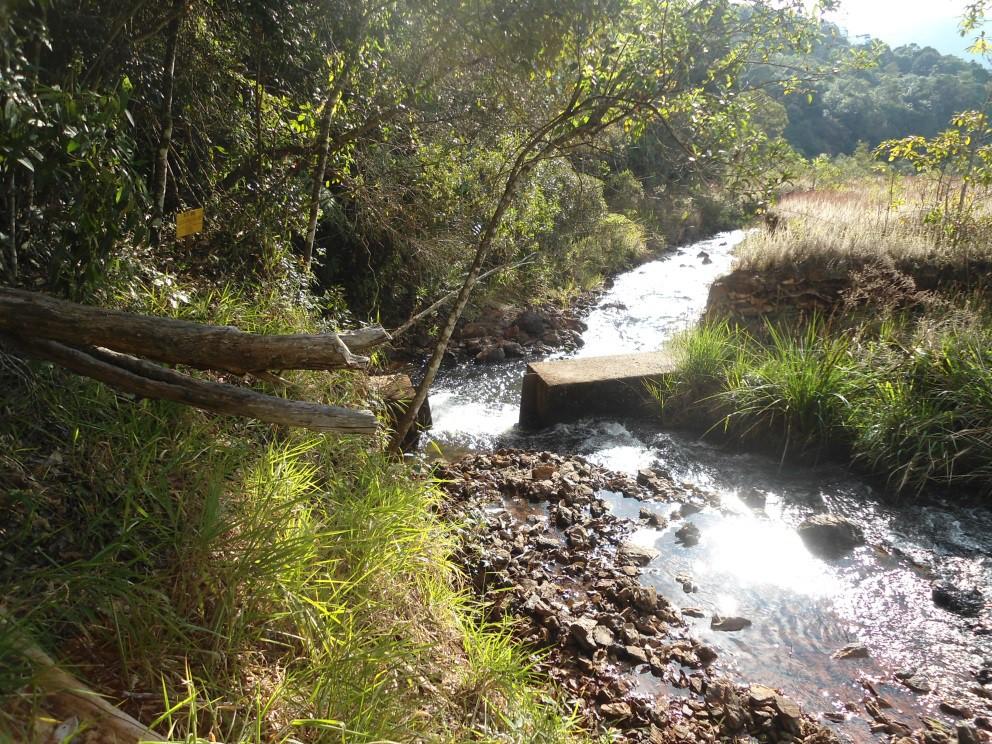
[519,352,674,429]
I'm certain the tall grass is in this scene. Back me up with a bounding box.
[736,177,992,272]
[0,284,589,742]
[657,311,992,498]
[722,322,852,459]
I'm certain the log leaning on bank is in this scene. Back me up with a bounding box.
[0,287,391,435]
[0,287,389,375]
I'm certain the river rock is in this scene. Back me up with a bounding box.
[711,615,752,632]
[675,522,700,547]
[957,724,981,744]
[531,463,556,481]
[515,309,548,335]
[570,616,614,652]
[797,513,864,557]
[832,643,870,660]
[932,581,985,617]
[639,507,666,527]
[619,542,659,566]
[899,674,933,694]
[475,345,506,363]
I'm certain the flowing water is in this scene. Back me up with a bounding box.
[425,231,992,741]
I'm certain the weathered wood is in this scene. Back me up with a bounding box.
[337,325,391,354]
[3,615,165,743]
[0,287,368,375]
[3,335,378,434]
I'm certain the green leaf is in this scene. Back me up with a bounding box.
[17,157,34,172]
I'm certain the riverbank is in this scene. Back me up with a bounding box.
[425,229,992,744]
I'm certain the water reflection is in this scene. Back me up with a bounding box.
[424,230,992,741]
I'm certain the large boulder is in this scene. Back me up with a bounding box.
[797,513,864,558]
[515,309,548,335]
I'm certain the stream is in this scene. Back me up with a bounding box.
[425,231,992,741]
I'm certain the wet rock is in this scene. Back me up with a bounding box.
[899,674,933,694]
[515,309,548,335]
[938,700,972,718]
[624,645,649,665]
[679,502,702,517]
[675,574,697,593]
[711,615,752,632]
[600,701,633,720]
[475,345,506,363]
[748,684,778,706]
[639,507,666,527]
[957,724,981,744]
[978,667,992,685]
[932,581,985,617]
[500,341,527,358]
[618,542,659,566]
[797,513,864,557]
[832,643,870,660]
[675,521,700,547]
[682,607,705,618]
[697,645,718,664]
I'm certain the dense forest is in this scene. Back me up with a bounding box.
[766,28,992,156]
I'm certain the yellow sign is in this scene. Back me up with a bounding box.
[176,208,204,238]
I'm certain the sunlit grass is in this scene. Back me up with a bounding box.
[0,284,592,742]
[736,176,992,271]
[657,310,992,497]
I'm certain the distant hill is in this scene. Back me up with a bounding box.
[756,25,992,157]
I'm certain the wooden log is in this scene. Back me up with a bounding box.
[2,614,165,744]
[338,325,391,354]
[3,335,378,435]
[0,287,367,375]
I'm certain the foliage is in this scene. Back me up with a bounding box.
[753,24,992,158]
[0,283,591,742]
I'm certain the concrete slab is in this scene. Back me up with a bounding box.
[520,352,675,429]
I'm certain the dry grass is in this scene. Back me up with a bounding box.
[735,177,992,272]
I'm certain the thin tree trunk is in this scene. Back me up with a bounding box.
[389,165,531,450]
[152,0,184,241]
[302,86,343,269]
[5,170,16,280]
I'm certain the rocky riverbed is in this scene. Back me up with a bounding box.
[437,450,991,744]
[438,450,852,743]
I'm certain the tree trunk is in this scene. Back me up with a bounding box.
[389,164,530,450]
[302,87,342,269]
[4,170,15,280]
[3,335,378,434]
[0,287,379,374]
[152,0,184,240]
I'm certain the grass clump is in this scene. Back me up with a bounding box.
[657,308,992,498]
[0,282,590,743]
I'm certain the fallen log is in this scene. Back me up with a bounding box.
[0,287,375,375]
[3,335,377,435]
[3,615,165,744]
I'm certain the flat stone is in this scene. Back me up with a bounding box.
[832,643,870,660]
[711,615,752,632]
[618,542,659,566]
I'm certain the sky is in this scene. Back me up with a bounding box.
[827,0,986,61]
